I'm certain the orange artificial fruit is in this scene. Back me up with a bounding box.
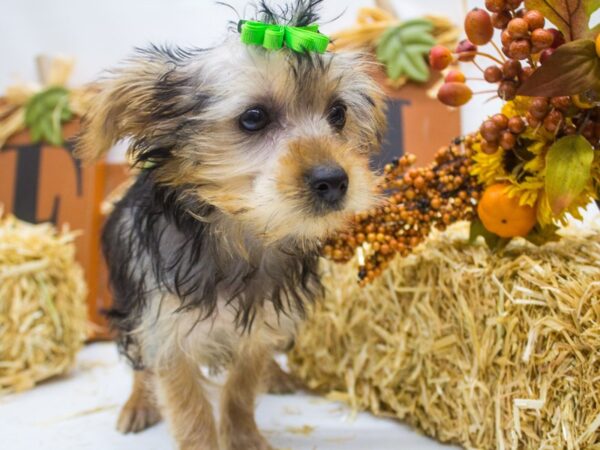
[477,183,537,238]
[596,33,600,58]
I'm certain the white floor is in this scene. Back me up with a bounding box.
[0,342,457,450]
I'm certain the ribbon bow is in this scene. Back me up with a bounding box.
[239,20,330,54]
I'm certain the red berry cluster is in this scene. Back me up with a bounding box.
[429,1,600,156]
[479,113,525,153]
[429,0,567,106]
[324,140,482,285]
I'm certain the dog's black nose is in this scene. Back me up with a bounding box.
[307,165,349,207]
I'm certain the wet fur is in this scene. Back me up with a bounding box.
[103,172,322,368]
[78,1,386,448]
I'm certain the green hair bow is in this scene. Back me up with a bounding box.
[238,20,330,54]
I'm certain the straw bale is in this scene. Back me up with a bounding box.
[0,215,87,394]
[289,223,600,449]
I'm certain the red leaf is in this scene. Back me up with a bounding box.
[517,39,600,96]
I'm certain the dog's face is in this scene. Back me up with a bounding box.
[79,38,386,244]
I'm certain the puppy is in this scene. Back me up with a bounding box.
[77,1,386,449]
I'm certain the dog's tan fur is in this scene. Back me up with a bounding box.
[77,8,385,447]
[117,370,161,434]
[220,344,272,450]
[156,353,219,450]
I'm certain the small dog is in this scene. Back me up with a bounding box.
[77,1,385,448]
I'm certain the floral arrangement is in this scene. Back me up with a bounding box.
[325,0,600,282]
[430,0,599,246]
[329,3,459,87]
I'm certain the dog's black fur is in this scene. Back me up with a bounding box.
[103,170,322,368]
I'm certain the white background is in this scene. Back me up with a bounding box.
[1,0,491,138]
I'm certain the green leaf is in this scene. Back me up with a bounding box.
[30,123,43,142]
[24,86,71,145]
[397,18,435,33]
[39,118,54,144]
[405,48,430,82]
[387,55,405,80]
[585,0,600,16]
[525,0,590,40]
[545,135,595,216]
[469,219,512,251]
[377,28,402,62]
[375,18,436,82]
[518,39,600,97]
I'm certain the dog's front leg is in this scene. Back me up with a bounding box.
[220,347,273,450]
[155,352,218,450]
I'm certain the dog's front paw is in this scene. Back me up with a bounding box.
[116,398,162,434]
[265,360,305,394]
[227,433,275,450]
[267,371,304,395]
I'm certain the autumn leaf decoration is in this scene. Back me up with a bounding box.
[24,86,73,146]
[376,19,437,82]
[519,0,600,97]
[545,134,595,215]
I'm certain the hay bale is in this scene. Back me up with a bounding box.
[289,223,600,450]
[0,215,87,394]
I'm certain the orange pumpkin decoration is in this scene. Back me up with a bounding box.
[477,183,537,238]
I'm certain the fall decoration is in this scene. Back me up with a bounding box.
[324,139,482,284]
[325,0,600,284]
[477,183,537,237]
[0,57,109,337]
[429,1,600,250]
[291,221,600,450]
[324,0,599,283]
[0,214,88,395]
[0,55,93,148]
[329,3,459,87]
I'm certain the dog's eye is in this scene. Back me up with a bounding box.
[327,103,347,131]
[239,107,270,132]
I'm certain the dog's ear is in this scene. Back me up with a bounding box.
[76,46,204,164]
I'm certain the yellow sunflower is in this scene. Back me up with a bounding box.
[501,96,531,118]
[469,135,506,186]
[505,177,544,207]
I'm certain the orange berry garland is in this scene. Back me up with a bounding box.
[323,138,482,285]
